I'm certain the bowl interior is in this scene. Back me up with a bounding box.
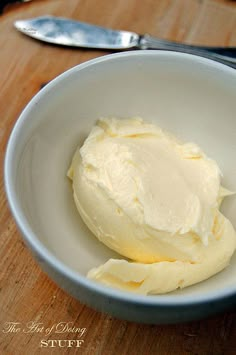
[8,52,236,299]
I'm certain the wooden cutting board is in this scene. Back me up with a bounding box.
[0,0,236,354]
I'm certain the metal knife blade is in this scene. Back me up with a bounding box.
[14,15,139,50]
[14,15,236,67]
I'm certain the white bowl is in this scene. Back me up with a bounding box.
[5,51,236,323]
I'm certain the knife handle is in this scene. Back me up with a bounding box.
[139,34,236,69]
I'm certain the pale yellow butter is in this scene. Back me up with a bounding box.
[68,118,236,294]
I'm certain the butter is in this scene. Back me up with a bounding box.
[68,118,236,294]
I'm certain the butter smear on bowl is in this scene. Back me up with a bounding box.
[67,118,236,295]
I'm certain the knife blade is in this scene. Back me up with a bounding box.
[14,15,236,67]
[14,15,139,50]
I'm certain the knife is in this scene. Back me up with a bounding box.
[14,15,236,68]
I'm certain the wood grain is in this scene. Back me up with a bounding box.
[0,0,236,354]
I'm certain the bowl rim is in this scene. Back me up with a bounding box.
[4,50,236,307]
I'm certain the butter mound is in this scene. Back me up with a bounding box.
[68,118,236,294]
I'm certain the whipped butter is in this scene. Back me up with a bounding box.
[68,117,236,294]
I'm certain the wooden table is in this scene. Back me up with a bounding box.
[0,0,236,354]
